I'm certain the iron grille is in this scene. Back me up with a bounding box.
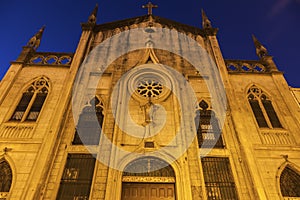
[56,154,96,200]
[201,157,238,200]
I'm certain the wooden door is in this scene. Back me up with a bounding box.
[122,183,175,200]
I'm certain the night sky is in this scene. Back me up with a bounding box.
[1,0,299,87]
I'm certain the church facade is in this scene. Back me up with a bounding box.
[0,4,300,200]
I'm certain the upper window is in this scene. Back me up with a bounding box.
[72,97,104,145]
[247,86,282,128]
[280,165,300,197]
[10,77,49,122]
[196,100,224,148]
[0,160,12,193]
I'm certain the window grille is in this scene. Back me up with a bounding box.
[10,77,49,121]
[56,154,96,200]
[196,100,224,148]
[247,86,282,128]
[280,166,300,197]
[0,160,12,193]
[201,157,238,200]
[73,97,104,145]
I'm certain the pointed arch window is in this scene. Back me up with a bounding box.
[196,100,224,148]
[10,77,49,121]
[280,166,300,197]
[0,160,12,193]
[247,86,282,128]
[72,97,104,145]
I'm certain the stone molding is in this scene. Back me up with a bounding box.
[0,123,34,139]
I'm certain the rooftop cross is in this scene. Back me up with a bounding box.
[142,2,158,15]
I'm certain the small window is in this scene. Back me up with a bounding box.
[195,100,224,148]
[201,157,238,200]
[0,160,12,193]
[56,154,96,200]
[247,86,282,128]
[72,97,104,145]
[280,166,300,197]
[10,77,49,122]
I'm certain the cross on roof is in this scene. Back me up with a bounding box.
[142,2,158,15]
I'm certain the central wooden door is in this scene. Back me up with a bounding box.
[122,183,175,200]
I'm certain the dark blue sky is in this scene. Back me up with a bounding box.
[1,0,300,87]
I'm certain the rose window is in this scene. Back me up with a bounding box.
[137,80,163,97]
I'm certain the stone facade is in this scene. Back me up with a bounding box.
[0,7,299,200]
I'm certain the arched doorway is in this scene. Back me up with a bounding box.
[121,157,176,200]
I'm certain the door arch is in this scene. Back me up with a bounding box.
[121,157,176,200]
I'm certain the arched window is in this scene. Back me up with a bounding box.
[0,160,12,193]
[247,86,282,128]
[123,157,175,177]
[10,77,49,121]
[72,97,104,145]
[280,166,300,197]
[196,100,224,148]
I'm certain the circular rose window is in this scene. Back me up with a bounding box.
[137,80,163,97]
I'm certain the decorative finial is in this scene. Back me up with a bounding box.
[88,4,98,24]
[252,34,269,58]
[142,2,158,15]
[26,26,45,50]
[201,9,212,29]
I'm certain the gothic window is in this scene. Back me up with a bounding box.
[10,77,49,121]
[247,86,282,128]
[280,166,300,197]
[0,160,12,193]
[196,100,224,148]
[56,154,96,200]
[201,157,238,200]
[72,97,104,145]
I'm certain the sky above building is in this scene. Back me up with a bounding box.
[1,0,300,87]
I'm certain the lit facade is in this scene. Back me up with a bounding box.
[0,5,300,200]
